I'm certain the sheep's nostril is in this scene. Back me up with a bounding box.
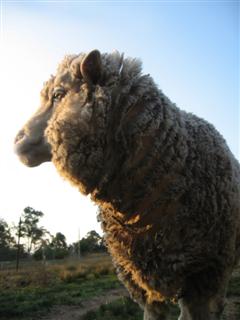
[15,130,26,144]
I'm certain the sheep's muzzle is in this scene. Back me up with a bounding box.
[14,108,52,167]
[14,131,51,167]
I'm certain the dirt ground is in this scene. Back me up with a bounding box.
[40,288,129,320]
[39,288,239,320]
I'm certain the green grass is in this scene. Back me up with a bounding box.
[0,256,239,320]
[82,297,180,320]
[0,255,120,319]
[227,268,240,296]
[82,297,143,320]
[0,275,121,318]
[82,265,240,320]
[237,301,240,317]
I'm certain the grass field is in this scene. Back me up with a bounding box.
[0,254,239,320]
[0,254,119,319]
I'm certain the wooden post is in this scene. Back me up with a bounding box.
[16,217,22,271]
[78,228,81,260]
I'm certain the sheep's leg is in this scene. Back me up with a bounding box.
[178,298,191,320]
[144,301,170,320]
[178,295,225,320]
[177,266,232,320]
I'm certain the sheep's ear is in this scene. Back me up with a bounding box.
[80,50,102,85]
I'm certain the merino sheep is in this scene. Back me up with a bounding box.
[15,50,240,320]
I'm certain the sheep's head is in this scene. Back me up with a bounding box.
[15,50,111,193]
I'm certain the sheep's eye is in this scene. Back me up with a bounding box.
[53,89,66,102]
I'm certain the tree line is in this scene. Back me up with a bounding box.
[0,206,106,265]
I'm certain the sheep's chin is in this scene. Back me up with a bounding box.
[14,139,52,167]
[18,153,51,167]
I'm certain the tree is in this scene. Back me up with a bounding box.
[14,207,46,268]
[0,219,16,261]
[21,206,44,254]
[33,232,53,261]
[0,219,14,247]
[34,232,68,260]
[72,230,106,255]
[52,232,67,249]
[51,232,68,259]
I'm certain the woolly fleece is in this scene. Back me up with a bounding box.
[15,51,240,319]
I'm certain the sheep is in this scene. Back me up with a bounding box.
[14,50,240,320]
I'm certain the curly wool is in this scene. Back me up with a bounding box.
[44,51,240,305]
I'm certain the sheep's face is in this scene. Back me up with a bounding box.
[15,50,109,193]
[14,102,53,167]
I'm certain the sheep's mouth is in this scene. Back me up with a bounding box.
[14,135,52,167]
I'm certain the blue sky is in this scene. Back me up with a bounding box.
[4,1,239,155]
[1,0,239,243]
